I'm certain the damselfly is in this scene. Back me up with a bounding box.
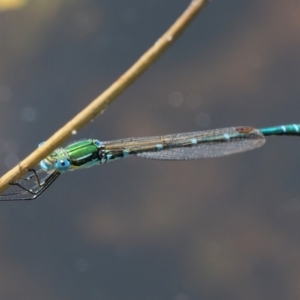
[0,123,299,201]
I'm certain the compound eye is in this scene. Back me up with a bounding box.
[55,158,70,172]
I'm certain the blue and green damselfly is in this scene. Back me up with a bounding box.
[0,123,299,201]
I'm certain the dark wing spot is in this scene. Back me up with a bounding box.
[236,127,254,134]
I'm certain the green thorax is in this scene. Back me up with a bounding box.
[65,139,101,169]
[65,139,99,160]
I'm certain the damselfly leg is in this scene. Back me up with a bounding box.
[0,168,60,201]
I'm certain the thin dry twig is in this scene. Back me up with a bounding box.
[0,0,209,194]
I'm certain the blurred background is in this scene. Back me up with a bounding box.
[0,0,300,299]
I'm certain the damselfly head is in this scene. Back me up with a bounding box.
[40,147,70,173]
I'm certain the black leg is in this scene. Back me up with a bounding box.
[0,169,60,201]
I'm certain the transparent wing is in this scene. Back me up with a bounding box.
[137,136,265,159]
[103,127,266,160]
